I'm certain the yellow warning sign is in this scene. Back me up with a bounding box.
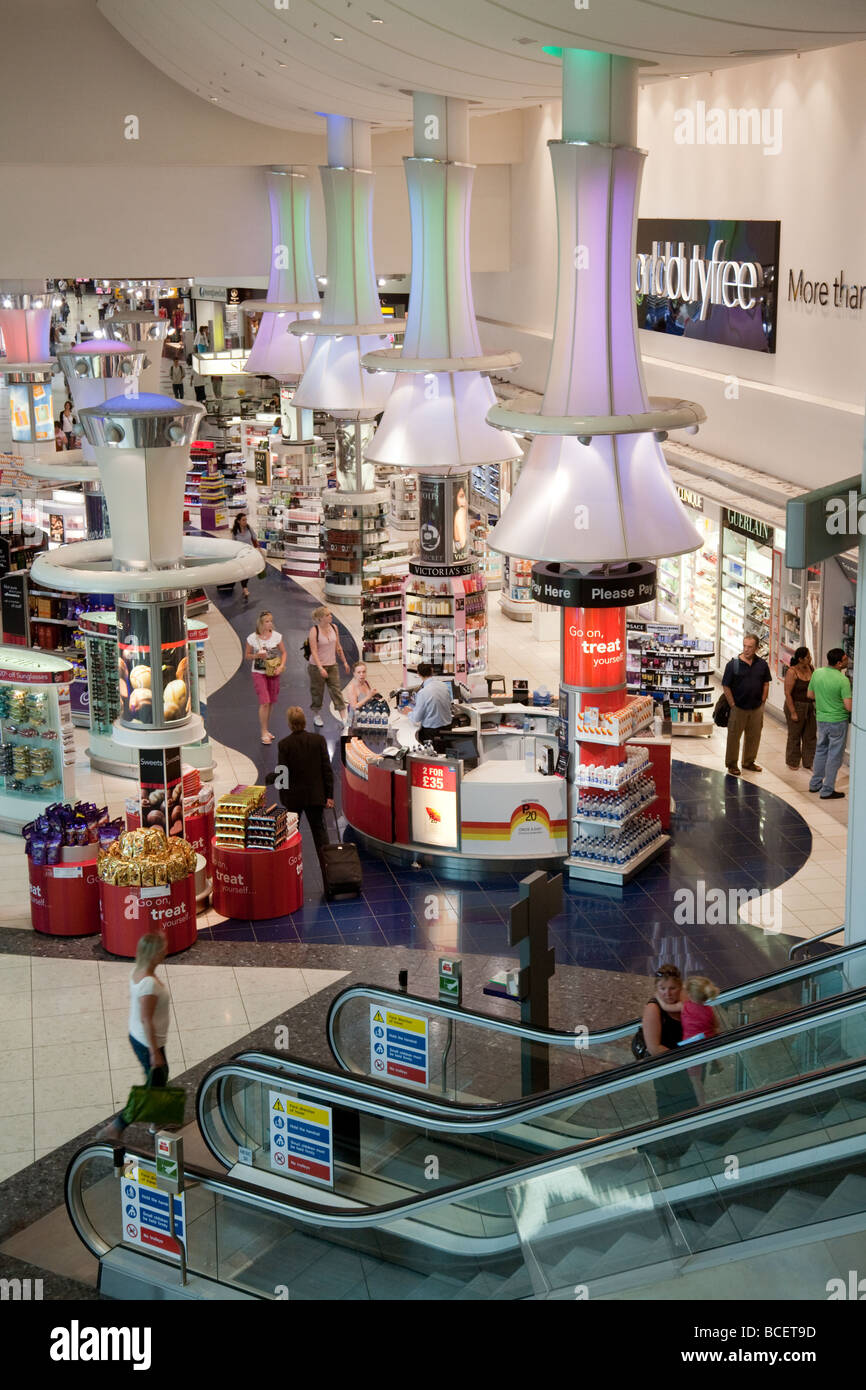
[373,1010,384,1022]
[272,1098,285,1111]
[137,1167,157,1189]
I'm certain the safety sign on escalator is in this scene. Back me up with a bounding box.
[120,1160,186,1260]
[370,1005,429,1086]
[269,1091,334,1188]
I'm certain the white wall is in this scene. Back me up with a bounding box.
[475,45,866,490]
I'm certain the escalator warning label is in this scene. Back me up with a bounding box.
[268,1091,334,1189]
[370,1005,429,1088]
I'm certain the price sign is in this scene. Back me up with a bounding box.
[408,756,460,851]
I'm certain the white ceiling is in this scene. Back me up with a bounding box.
[98,0,866,132]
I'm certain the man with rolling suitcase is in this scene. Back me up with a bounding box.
[267,706,362,897]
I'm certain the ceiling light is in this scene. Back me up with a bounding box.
[277,61,287,67]
[210,96,219,103]
[369,14,384,22]
[188,278,194,285]
[378,278,386,287]
[317,276,328,284]
[312,311,321,319]
[332,33,344,42]
[277,312,285,318]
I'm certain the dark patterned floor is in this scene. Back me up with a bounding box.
[204,572,812,990]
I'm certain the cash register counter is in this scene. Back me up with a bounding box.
[341,702,569,876]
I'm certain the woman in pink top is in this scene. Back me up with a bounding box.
[308,605,349,728]
[681,975,719,1104]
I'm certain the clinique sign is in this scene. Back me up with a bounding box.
[635,240,763,321]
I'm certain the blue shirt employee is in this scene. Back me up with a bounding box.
[409,663,454,741]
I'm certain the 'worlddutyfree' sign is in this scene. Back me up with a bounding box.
[636,219,780,354]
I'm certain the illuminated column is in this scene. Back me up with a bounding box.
[243,167,320,381]
[362,94,522,679]
[292,117,398,603]
[102,312,169,394]
[487,51,706,881]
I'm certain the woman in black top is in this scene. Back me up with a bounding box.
[642,964,697,1122]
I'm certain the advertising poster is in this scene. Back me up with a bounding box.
[138,747,184,839]
[120,1160,185,1261]
[9,384,32,442]
[562,607,627,689]
[1,572,29,646]
[418,476,470,565]
[269,1091,334,1186]
[32,383,53,441]
[369,1005,429,1086]
[408,757,460,850]
[117,605,154,727]
[48,513,65,545]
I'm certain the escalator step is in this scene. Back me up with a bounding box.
[814,1173,866,1221]
[744,1190,824,1240]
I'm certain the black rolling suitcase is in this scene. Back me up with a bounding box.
[320,808,363,900]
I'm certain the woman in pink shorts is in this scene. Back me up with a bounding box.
[244,610,286,744]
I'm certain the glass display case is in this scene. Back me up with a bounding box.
[500,555,534,621]
[0,645,76,830]
[720,512,775,668]
[389,474,418,532]
[323,492,390,605]
[403,572,487,681]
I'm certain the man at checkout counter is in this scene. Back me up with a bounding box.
[408,663,454,744]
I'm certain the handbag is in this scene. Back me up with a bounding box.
[713,694,731,728]
[122,1070,186,1128]
[631,1026,649,1060]
[264,656,282,677]
[301,624,320,662]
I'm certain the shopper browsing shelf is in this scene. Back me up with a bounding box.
[807,648,852,800]
[244,610,286,745]
[342,661,377,713]
[409,663,454,744]
[783,646,816,771]
[721,634,771,775]
[307,606,349,728]
[266,706,333,859]
[100,933,170,1141]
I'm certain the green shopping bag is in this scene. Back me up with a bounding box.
[122,1071,186,1128]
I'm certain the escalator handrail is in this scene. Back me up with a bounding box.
[325,938,862,1067]
[789,925,845,959]
[197,985,866,1161]
[69,1055,866,1262]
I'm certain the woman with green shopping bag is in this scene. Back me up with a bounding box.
[101,932,180,1139]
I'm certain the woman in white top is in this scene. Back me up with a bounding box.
[244,609,286,743]
[101,932,170,1139]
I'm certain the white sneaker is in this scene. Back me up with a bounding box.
[313,714,324,727]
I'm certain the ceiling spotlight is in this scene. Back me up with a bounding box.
[102,279,110,287]
[2,297,10,308]
[577,435,592,446]
[210,96,219,103]
[312,311,321,319]
[277,61,287,67]
[277,312,286,318]
[331,33,344,41]
[653,429,668,442]
[368,13,384,22]
[94,328,104,339]
[378,278,386,287]
[317,276,328,284]
[188,278,194,285]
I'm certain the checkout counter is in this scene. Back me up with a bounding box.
[341,698,569,873]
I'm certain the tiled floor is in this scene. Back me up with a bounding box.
[0,953,347,1182]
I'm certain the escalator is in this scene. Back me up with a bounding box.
[66,970,866,1300]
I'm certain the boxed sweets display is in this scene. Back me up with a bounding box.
[215,784,266,847]
[246,804,296,850]
[98,826,197,887]
[23,800,124,862]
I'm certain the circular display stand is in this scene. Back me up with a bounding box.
[211,833,303,921]
[29,859,100,936]
[99,876,198,957]
[499,594,534,622]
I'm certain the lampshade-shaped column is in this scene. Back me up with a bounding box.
[488,50,704,565]
[243,168,320,381]
[102,312,169,394]
[56,343,146,463]
[293,118,394,419]
[364,95,520,473]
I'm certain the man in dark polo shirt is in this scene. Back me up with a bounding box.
[721,634,772,776]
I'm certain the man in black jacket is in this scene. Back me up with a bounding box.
[266,706,333,856]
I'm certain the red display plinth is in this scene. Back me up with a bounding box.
[29,859,100,936]
[185,808,215,874]
[99,876,198,957]
[211,833,303,920]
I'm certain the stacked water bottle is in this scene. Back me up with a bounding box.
[574,745,651,789]
[576,775,656,825]
[571,812,663,866]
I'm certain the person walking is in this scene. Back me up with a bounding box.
[60,400,76,447]
[189,353,207,404]
[231,511,261,603]
[721,634,771,775]
[100,933,170,1140]
[266,706,334,859]
[807,647,852,800]
[307,605,349,728]
[244,610,286,745]
[169,358,185,399]
[408,662,454,744]
[783,646,817,771]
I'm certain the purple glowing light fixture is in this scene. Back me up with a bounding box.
[488,50,705,565]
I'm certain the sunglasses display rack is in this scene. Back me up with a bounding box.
[633,634,715,736]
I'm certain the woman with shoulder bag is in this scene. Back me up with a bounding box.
[244,610,286,744]
[784,646,817,771]
[307,605,349,728]
[639,964,698,1126]
[232,511,261,604]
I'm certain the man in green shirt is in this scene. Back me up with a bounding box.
[807,648,852,799]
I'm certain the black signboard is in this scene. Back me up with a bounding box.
[0,537,10,580]
[636,218,780,354]
[254,448,270,487]
[723,507,774,546]
[531,561,657,609]
[1,572,29,646]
